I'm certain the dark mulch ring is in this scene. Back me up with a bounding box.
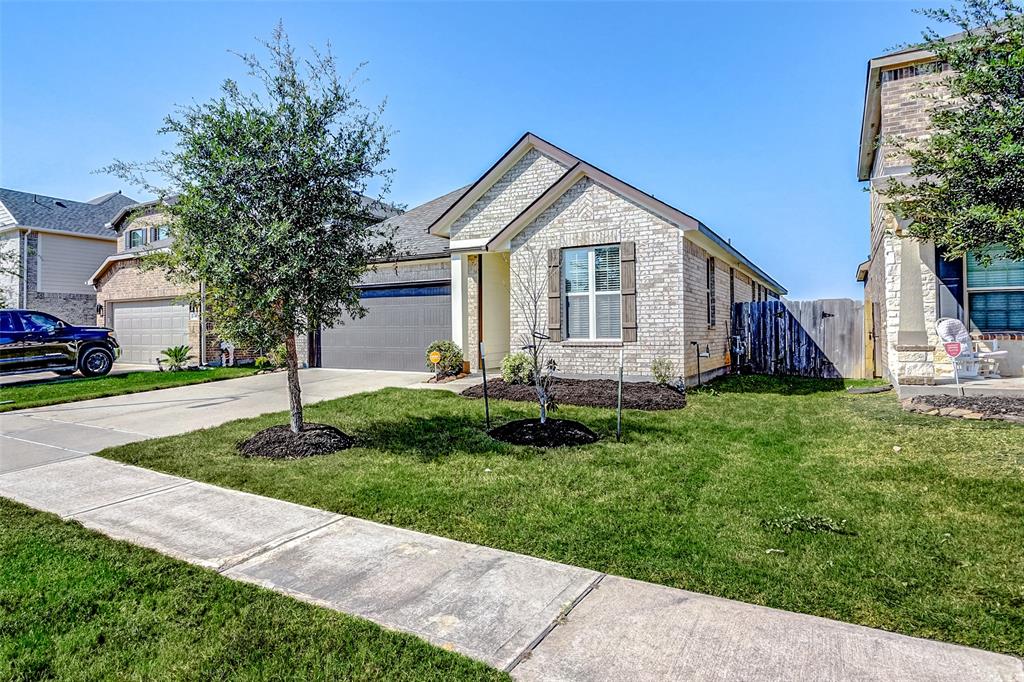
[237,423,355,459]
[462,378,686,411]
[903,395,1024,424]
[488,418,600,447]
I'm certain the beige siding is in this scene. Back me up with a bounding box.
[36,233,115,294]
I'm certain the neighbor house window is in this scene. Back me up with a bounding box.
[706,256,716,327]
[151,224,170,241]
[564,245,621,340]
[965,244,1024,332]
[127,229,145,248]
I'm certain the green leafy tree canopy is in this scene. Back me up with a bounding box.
[882,0,1024,263]
[105,24,396,431]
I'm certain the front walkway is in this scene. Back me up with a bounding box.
[0,454,1019,679]
[898,375,1024,398]
[0,368,431,473]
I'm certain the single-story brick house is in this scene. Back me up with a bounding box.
[0,187,136,324]
[856,42,1024,382]
[339,132,785,381]
[90,133,785,380]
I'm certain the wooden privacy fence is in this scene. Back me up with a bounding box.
[730,299,866,379]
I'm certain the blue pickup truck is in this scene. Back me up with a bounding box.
[0,309,120,378]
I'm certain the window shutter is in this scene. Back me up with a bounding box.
[620,241,637,342]
[547,248,562,342]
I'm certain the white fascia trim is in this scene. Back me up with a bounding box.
[450,254,465,350]
[0,224,117,241]
[448,237,492,251]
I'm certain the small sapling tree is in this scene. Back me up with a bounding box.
[509,247,558,423]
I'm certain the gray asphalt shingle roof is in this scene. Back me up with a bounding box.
[0,187,137,237]
[382,186,466,260]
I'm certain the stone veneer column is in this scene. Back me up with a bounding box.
[893,239,935,384]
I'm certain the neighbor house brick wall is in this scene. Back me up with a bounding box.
[876,63,949,173]
[510,177,685,377]
[450,149,568,242]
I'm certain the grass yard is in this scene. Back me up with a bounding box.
[99,376,1024,656]
[0,499,505,681]
[0,366,257,412]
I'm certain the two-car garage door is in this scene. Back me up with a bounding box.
[111,299,189,365]
[320,285,451,371]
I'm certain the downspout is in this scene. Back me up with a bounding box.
[199,280,206,365]
[21,229,31,307]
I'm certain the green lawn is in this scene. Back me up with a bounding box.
[0,366,257,412]
[99,376,1024,656]
[0,499,505,681]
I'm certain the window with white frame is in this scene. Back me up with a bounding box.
[564,245,621,340]
[966,244,1024,332]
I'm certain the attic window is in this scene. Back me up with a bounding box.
[881,62,946,83]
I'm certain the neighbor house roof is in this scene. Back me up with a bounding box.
[380,186,468,261]
[0,187,136,239]
[427,132,786,294]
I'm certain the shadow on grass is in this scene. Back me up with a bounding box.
[707,374,847,396]
[354,413,525,461]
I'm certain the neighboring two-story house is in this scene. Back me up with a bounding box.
[0,187,136,325]
[856,42,1023,383]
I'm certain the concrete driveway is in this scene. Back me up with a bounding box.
[0,368,430,474]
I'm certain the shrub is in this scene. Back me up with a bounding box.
[651,357,674,386]
[266,343,288,367]
[425,340,463,376]
[501,352,535,385]
[254,356,274,371]
[160,345,193,371]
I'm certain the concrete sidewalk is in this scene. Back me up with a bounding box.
[1,455,1019,681]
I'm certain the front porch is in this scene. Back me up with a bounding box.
[451,252,511,371]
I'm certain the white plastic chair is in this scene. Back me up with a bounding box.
[935,318,1007,379]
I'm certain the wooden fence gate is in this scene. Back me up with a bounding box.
[731,299,866,379]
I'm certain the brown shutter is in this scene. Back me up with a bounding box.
[620,241,637,342]
[547,248,562,342]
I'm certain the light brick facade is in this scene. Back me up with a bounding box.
[451,149,568,242]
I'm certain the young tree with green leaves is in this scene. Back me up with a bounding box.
[106,24,395,434]
[882,0,1024,263]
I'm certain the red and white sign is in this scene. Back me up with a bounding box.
[944,342,963,358]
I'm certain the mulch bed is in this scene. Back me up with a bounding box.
[426,372,470,384]
[238,423,355,459]
[903,395,1024,424]
[462,378,686,411]
[488,418,599,447]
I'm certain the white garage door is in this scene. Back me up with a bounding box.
[320,285,451,371]
[111,299,189,365]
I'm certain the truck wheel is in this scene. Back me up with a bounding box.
[79,348,113,377]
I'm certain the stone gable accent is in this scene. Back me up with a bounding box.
[450,149,568,242]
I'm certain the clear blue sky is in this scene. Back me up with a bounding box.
[1,1,937,299]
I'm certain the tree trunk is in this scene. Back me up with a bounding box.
[284,331,304,433]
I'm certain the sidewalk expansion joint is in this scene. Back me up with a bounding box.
[217,516,346,575]
[65,480,196,519]
[504,572,606,673]
[0,432,89,456]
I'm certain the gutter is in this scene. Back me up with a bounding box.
[696,223,787,295]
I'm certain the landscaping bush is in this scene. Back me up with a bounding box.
[500,352,535,385]
[159,345,193,371]
[254,356,274,371]
[651,357,674,386]
[425,340,463,376]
